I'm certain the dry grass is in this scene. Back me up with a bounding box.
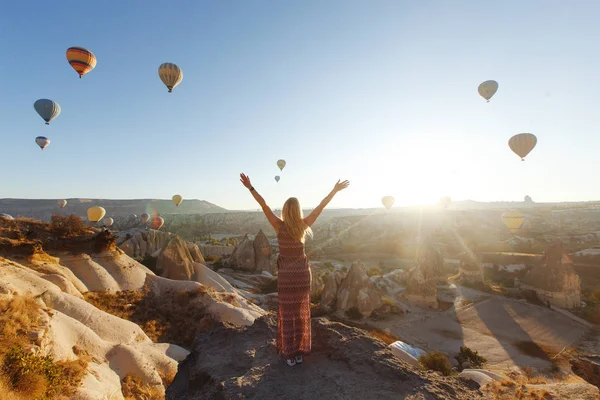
[84,288,216,348]
[121,375,164,400]
[487,380,552,400]
[0,295,88,400]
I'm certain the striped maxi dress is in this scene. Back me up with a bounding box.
[276,221,312,359]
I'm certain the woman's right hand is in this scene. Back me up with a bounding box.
[240,173,253,189]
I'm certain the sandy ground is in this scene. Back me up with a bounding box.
[373,286,590,371]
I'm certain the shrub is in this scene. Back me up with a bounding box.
[310,288,323,304]
[419,351,453,376]
[121,375,164,400]
[345,307,362,320]
[49,214,89,238]
[366,267,382,277]
[204,255,219,262]
[455,346,487,370]
[381,297,396,307]
[2,345,88,400]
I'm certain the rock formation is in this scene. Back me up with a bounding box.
[166,315,482,400]
[404,243,445,309]
[520,241,581,309]
[253,229,272,272]
[156,236,201,280]
[198,244,234,259]
[405,267,438,309]
[416,241,446,283]
[318,261,382,317]
[0,261,188,399]
[227,234,256,271]
[116,228,176,259]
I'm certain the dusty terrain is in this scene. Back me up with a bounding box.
[373,288,590,371]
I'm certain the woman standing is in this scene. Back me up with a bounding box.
[240,173,350,366]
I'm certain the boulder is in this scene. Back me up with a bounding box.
[228,235,256,271]
[253,229,272,272]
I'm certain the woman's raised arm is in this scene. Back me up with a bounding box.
[304,179,350,227]
[240,173,282,231]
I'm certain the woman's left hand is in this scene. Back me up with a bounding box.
[240,173,253,189]
[333,179,350,192]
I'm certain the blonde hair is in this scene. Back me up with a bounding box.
[281,197,313,243]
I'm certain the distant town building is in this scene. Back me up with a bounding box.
[520,241,581,310]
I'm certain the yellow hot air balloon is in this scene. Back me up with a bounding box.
[172,195,183,207]
[158,63,183,93]
[478,80,498,102]
[509,133,537,161]
[87,206,106,223]
[57,199,67,209]
[66,47,97,78]
[381,196,395,210]
[277,159,286,170]
[502,210,525,233]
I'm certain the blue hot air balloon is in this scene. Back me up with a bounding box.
[34,99,61,125]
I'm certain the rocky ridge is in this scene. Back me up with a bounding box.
[166,315,484,400]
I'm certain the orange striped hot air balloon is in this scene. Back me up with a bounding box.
[508,133,537,161]
[66,47,97,78]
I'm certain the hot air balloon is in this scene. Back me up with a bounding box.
[502,210,525,234]
[87,206,106,223]
[57,199,67,208]
[34,99,61,125]
[66,47,97,78]
[478,80,498,102]
[277,159,286,170]
[140,213,150,223]
[103,217,114,227]
[35,136,50,150]
[381,196,395,210]
[172,195,183,207]
[275,175,280,182]
[158,63,183,93]
[150,216,164,230]
[509,133,537,161]
[0,213,14,220]
[440,196,451,209]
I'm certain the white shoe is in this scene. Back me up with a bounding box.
[285,358,296,367]
[295,355,303,364]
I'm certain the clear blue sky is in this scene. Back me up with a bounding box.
[1,1,599,210]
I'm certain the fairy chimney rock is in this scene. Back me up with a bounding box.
[253,229,272,273]
[229,235,256,271]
